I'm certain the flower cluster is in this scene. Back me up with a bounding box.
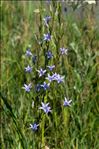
[22,15,72,132]
[46,73,64,83]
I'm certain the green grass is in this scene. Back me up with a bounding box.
[1,1,99,149]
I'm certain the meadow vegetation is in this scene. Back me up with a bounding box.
[1,1,99,149]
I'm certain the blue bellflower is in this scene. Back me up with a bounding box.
[25,65,32,73]
[55,74,64,83]
[39,102,51,114]
[50,73,64,83]
[47,65,55,71]
[41,82,50,90]
[30,123,39,131]
[52,73,58,79]
[46,51,53,59]
[60,48,68,55]
[44,33,51,41]
[25,49,32,57]
[63,97,72,106]
[22,83,32,92]
[37,68,46,77]
[46,74,55,82]
[35,83,41,92]
[43,16,51,27]
[32,55,37,64]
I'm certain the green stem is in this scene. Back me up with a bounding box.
[41,114,45,148]
[33,133,35,149]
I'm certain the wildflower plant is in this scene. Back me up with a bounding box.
[22,1,73,148]
[21,1,99,148]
